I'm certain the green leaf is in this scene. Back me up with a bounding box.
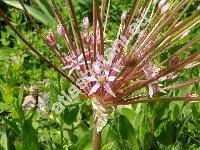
[0,80,13,105]
[63,106,82,127]
[72,128,92,150]
[18,85,24,106]
[0,115,20,134]
[156,121,177,146]
[0,129,8,150]
[21,119,39,150]
[118,115,139,149]
[34,0,56,25]
[14,86,25,120]
[102,141,114,150]
[0,102,12,112]
[121,108,136,127]
[3,0,53,25]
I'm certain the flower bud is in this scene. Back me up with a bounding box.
[153,0,158,5]
[57,24,65,36]
[121,11,127,23]
[57,43,62,50]
[182,30,190,38]
[158,0,166,7]
[198,5,200,10]
[169,55,180,66]
[82,33,91,48]
[161,3,170,14]
[185,93,198,98]
[83,17,90,30]
[45,32,56,46]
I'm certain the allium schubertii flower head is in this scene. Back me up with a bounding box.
[1,0,199,148]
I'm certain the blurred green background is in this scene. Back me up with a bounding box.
[0,0,199,149]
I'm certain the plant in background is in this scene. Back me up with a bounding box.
[0,0,199,149]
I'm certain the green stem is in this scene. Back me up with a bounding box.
[60,113,64,149]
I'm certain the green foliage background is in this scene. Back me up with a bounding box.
[0,0,199,149]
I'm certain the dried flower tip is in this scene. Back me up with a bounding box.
[158,0,166,7]
[175,21,182,28]
[83,17,90,30]
[169,55,180,66]
[153,0,158,5]
[184,61,199,69]
[182,30,190,38]
[121,11,127,23]
[124,53,138,67]
[45,32,56,46]
[185,93,199,102]
[57,24,65,36]
[161,3,170,14]
[167,72,179,80]
[198,5,200,10]
[185,93,191,98]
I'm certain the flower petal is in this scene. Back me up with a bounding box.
[111,67,120,72]
[93,63,101,73]
[78,54,83,62]
[75,65,81,70]
[89,82,101,95]
[107,76,116,82]
[103,83,116,97]
[68,68,75,76]
[149,84,154,98]
[85,76,97,82]
[63,64,71,69]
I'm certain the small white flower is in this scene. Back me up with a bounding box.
[63,54,85,76]
[143,64,166,97]
[182,30,190,38]
[57,24,65,36]
[158,0,166,7]
[161,3,170,14]
[86,73,116,97]
[86,57,116,97]
[83,17,90,29]
[153,0,158,5]
[121,11,127,23]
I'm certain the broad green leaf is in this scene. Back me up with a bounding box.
[0,102,12,112]
[121,108,136,127]
[3,0,53,25]
[21,119,39,150]
[72,128,92,150]
[34,0,56,24]
[0,80,13,105]
[63,106,82,128]
[156,121,177,146]
[118,115,139,149]
[0,129,8,150]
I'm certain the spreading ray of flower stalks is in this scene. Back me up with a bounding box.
[0,0,200,149]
